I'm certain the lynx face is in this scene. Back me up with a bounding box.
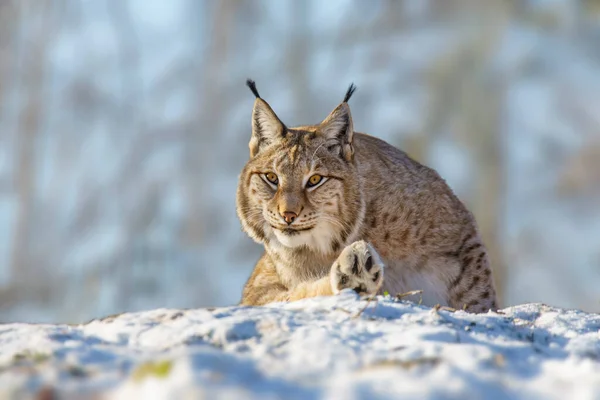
[237,83,364,255]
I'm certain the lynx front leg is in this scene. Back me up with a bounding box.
[330,240,384,295]
[241,254,334,306]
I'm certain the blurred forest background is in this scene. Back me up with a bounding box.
[1,0,599,323]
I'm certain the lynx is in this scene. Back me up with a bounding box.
[236,80,497,313]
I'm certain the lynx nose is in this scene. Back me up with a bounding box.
[281,211,297,225]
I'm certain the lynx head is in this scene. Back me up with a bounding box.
[236,80,364,255]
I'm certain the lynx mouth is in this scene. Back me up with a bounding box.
[271,226,315,235]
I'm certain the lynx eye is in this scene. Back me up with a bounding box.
[264,172,278,185]
[306,174,323,188]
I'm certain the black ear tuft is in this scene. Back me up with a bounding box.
[343,83,357,103]
[246,79,261,99]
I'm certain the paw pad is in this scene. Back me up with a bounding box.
[330,241,384,295]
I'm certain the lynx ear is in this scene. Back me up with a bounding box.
[247,79,286,157]
[319,83,356,161]
[320,102,354,161]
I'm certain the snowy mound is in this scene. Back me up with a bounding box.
[1,291,600,399]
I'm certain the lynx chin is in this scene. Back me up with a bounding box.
[236,80,497,313]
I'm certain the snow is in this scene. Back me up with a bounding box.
[1,291,599,399]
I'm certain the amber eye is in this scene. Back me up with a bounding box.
[265,172,278,185]
[307,174,323,188]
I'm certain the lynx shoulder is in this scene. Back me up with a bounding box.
[236,80,497,313]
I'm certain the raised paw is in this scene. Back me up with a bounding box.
[330,240,384,295]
